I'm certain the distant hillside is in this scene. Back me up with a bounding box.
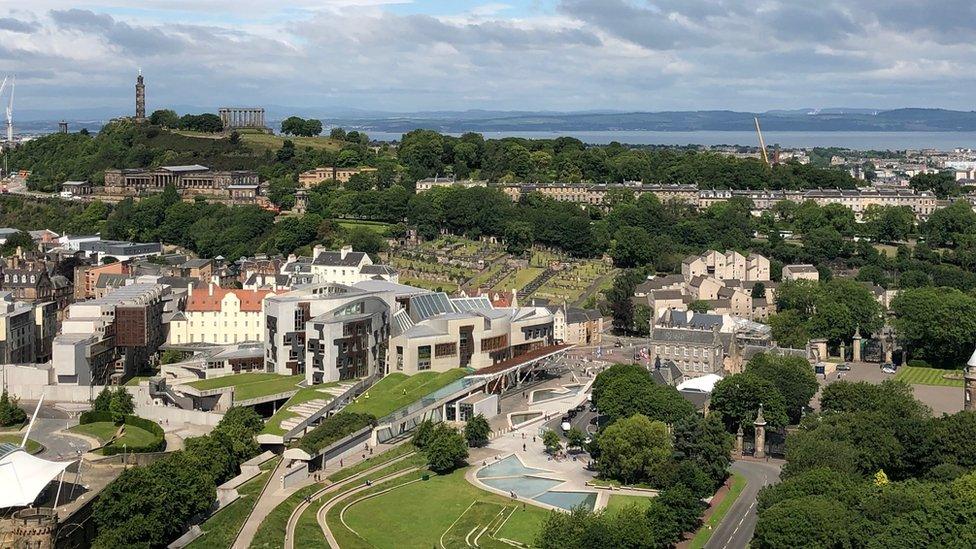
[331,108,976,133]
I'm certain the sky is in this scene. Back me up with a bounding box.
[3,0,976,116]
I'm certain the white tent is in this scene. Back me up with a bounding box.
[0,443,76,508]
[677,373,723,393]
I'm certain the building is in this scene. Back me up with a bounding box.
[2,256,52,303]
[52,283,167,385]
[60,181,92,196]
[0,293,57,364]
[648,310,776,378]
[282,245,399,286]
[263,281,418,383]
[782,264,820,282]
[103,165,259,198]
[390,294,554,375]
[549,306,603,345]
[415,177,487,192]
[682,250,770,282]
[78,240,162,263]
[135,71,145,122]
[298,166,378,187]
[218,107,267,131]
[180,258,214,282]
[168,285,276,345]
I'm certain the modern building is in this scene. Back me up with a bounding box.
[74,262,131,301]
[78,240,162,263]
[682,250,770,282]
[168,285,276,345]
[298,166,378,187]
[103,165,259,198]
[782,264,820,282]
[52,283,167,385]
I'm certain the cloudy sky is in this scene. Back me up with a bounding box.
[2,0,975,115]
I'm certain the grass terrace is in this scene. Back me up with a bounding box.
[342,369,469,419]
[186,457,280,549]
[336,219,392,234]
[398,277,459,294]
[187,373,305,401]
[0,434,42,454]
[893,366,965,387]
[604,493,656,514]
[124,376,152,386]
[492,267,544,293]
[259,381,344,436]
[338,466,547,548]
[68,421,158,454]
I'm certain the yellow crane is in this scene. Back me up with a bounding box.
[754,116,770,167]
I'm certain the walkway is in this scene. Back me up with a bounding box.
[704,459,782,549]
[278,382,358,432]
[232,440,395,549]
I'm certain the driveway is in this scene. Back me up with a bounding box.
[705,459,782,549]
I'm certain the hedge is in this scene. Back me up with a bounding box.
[79,412,166,455]
[297,412,376,455]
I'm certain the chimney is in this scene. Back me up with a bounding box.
[312,245,326,260]
[208,283,214,296]
[187,282,193,297]
[340,245,352,260]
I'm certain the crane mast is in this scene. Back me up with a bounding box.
[5,76,13,144]
[754,116,770,167]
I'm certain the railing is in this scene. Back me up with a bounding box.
[281,374,381,442]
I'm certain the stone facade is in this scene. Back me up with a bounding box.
[103,165,259,199]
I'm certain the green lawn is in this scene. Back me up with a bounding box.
[187,457,280,549]
[0,434,42,454]
[342,369,469,419]
[187,373,304,401]
[604,493,656,514]
[893,366,964,387]
[327,443,415,482]
[689,473,747,549]
[125,376,152,386]
[337,220,392,234]
[398,277,459,293]
[69,421,158,453]
[260,381,344,436]
[239,131,344,153]
[492,267,544,292]
[340,466,548,549]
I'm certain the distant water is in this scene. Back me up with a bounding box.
[366,130,976,151]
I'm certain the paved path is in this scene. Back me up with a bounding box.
[705,459,782,549]
[233,440,395,549]
[316,466,420,548]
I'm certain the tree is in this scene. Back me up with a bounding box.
[591,363,694,425]
[412,419,434,449]
[109,387,134,422]
[753,495,853,549]
[212,406,263,465]
[598,414,671,484]
[891,287,976,367]
[464,414,491,448]
[0,230,34,256]
[178,113,223,133]
[329,127,347,141]
[567,427,587,452]
[610,226,653,268]
[768,310,810,349]
[746,353,818,423]
[910,171,958,199]
[0,390,26,427]
[149,109,179,128]
[504,221,534,255]
[923,199,976,248]
[424,424,468,473]
[751,282,767,299]
[542,429,562,455]
[688,300,709,313]
[672,414,733,488]
[709,373,788,431]
[92,386,113,413]
[343,226,386,257]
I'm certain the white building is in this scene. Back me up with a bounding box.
[168,285,277,345]
[282,245,399,286]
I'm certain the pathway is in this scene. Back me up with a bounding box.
[315,466,421,548]
[573,268,617,307]
[278,382,358,432]
[704,459,782,549]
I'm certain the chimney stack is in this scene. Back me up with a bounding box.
[340,245,352,260]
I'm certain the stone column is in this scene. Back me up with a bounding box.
[839,341,846,362]
[852,328,862,363]
[735,425,744,457]
[754,405,767,459]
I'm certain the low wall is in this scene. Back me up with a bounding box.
[135,404,224,427]
[281,461,309,490]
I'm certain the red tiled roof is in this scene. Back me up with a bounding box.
[186,287,275,313]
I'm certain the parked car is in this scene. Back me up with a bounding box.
[837,363,851,371]
[882,363,896,374]
[561,421,572,433]
[575,403,586,412]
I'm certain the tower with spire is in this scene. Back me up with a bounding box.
[135,70,146,122]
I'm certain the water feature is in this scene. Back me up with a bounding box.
[535,491,598,511]
[508,411,543,427]
[530,384,582,404]
[481,476,563,498]
[476,455,546,478]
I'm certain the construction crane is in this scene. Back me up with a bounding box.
[754,116,770,167]
[5,76,13,144]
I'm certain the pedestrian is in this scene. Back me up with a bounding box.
[370,448,373,455]
[523,443,526,452]
[532,436,536,443]
[340,459,343,467]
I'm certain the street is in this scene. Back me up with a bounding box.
[705,459,782,549]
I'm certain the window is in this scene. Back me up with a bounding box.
[481,335,507,352]
[435,343,457,357]
[417,346,432,371]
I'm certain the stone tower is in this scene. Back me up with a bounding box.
[135,70,146,122]
[754,404,767,459]
[965,348,976,412]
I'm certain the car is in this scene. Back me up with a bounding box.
[881,363,896,374]
[837,363,851,371]
[575,404,586,412]
[566,409,577,419]
[561,415,570,423]
[561,421,572,433]
[589,404,598,412]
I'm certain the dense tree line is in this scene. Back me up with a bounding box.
[753,381,976,548]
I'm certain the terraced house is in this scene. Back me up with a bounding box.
[167,285,277,345]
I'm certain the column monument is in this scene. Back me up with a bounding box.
[754,404,767,459]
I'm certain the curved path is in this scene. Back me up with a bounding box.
[315,467,421,548]
[283,452,416,549]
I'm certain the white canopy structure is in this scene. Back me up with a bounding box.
[677,373,723,393]
[0,443,75,508]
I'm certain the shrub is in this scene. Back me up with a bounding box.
[298,412,376,455]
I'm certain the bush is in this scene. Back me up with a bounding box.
[424,424,468,474]
[298,412,376,455]
[101,415,166,456]
[906,359,933,368]
[0,390,27,427]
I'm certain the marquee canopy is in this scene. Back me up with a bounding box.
[0,443,75,508]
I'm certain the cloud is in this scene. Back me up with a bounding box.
[1,1,975,115]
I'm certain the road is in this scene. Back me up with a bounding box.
[705,459,782,549]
